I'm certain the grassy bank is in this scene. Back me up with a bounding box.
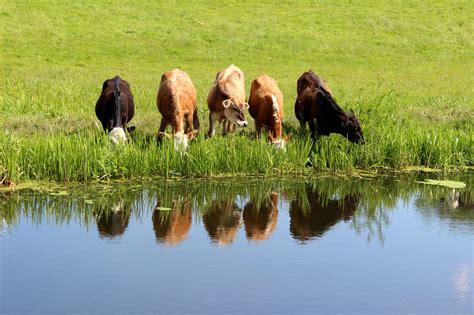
[1,1,473,181]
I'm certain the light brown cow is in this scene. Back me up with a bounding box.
[207,64,249,137]
[152,200,192,246]
[248,75,289,150]
[157,69,199,151]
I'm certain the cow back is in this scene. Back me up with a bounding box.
[157,69,197,117]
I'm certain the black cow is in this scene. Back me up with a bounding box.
[289,186,360,242]
[295,70,364,144]
[95,76,135,144]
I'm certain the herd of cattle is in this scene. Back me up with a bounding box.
[95,64,364,152]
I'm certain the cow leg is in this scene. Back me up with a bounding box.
[299,120,306,130]
[157,118,168,143]
[222,119,228,136]
[207,112,217,138]
[255,121,263,138]
[309,118,317,140]
[193,108,200,131]
[184,114,193,133]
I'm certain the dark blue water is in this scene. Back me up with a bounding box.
[1,177,473,314]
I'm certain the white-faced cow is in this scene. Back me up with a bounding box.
[248,75,290,150]
[157,69,199,152]
[207,64,249,137]
[295,70,364,144]
[95,76,135,144]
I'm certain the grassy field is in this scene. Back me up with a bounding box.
[1,1,473,181]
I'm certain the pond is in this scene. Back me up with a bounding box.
[1,175,473,314]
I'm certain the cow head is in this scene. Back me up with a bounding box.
[344,111,364,144]
[108,127,127,145]
[268,131,291,151]
[160,130,198,152]
[222,99,248,127]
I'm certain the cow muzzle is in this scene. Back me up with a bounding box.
[237,120,248,127]
[108,127,127,145]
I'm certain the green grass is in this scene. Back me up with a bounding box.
[1,0,473,181]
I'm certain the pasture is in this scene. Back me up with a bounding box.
[1,0,473,181]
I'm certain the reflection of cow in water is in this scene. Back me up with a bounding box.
[95,201,131,239]
[243,192,279,241]
[202,199,242,246]
[152,199,192,246]
[290,186,360,242]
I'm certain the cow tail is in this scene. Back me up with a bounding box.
[113,76,122,128]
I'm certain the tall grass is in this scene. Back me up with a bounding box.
[1,0,472,182]
[1,124,471,181]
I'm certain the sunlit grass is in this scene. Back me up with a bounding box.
[1,0,472,182]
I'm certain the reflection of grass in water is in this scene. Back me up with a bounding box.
[1,175,472,242]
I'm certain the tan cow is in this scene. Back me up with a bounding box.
[207,64,249,137]
[157,69,199,152]
[202,199,242,246]
[248,75,290,150]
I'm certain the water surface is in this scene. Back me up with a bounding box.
[1,176,473,314]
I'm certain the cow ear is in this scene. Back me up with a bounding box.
[284,134,292,142]
[186,130,198,141]
[222,99,231,108]
[349,109,355,117]
[243,102,250,110]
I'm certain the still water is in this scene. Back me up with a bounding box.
[1,176,473,314]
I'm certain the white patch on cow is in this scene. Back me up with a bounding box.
[236,120,248,127]
[108,127,127,145]
[271,95,280,122]
[173,131,188,153]
[272,138,286,151]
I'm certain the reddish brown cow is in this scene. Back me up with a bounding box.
[248,75,289,150]
[207,64,249,137]
[157,69,199,152]
[295,70,364,144]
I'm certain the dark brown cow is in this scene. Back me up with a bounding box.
[248,75,290,150]
[152,200,192,246]
[207,64,249,137]
[95,201,131,239]
[95,76,135,144]
[289,185,360,242]
[243,191,279,241]
[295,70,364,144]
[157,69,199,152]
